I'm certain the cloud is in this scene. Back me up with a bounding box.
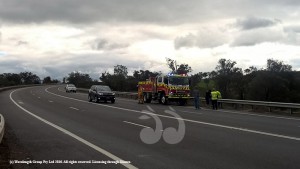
[93,38,129,50]
[235,16,280,30]
[16,40,29,46]
[1,0,295,25]
[284,25,300,33]
[0,0,207,24]
[1,0,300,79]
[174,28,229,49]
[232,28,284,46]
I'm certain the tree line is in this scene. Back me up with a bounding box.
[0,72,60,87]
[191,58,300,103]
[1,58,299,103]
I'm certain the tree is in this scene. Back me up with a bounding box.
[166,57,192,74]
[177,64,192,74]
[166,58,177,73]
[67,71,93,88]
[244,66,258,74]
[19,72,40,84]
[248,71,290,102]
[266,58,292,72]
[133,70,159,80]
[215,58,237,75]
[43,76,52,84]
[114,65,128,78]
[3,73,22,85]
[212,58,242,98]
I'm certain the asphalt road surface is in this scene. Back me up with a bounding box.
[0,85,300,169]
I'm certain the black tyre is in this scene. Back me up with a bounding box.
[111,99,115,103]
[161,94,168,105]
[145,93,152,103]
[94,95,99,103]
[179,100,186,106]
[88,95,92,102]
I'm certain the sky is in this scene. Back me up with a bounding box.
[0,0,300,80]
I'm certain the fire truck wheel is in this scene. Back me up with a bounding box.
[179,100,186,106]
[144,93,152,103]
[161,94,168,105]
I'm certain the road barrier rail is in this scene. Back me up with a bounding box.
[78,88,299,114]
[0,114,4,144]
[218,99,300,114]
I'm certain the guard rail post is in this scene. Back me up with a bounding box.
[0,114,5,144]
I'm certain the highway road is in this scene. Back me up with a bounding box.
[0,85,300,169]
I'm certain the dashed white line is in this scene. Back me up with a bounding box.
[69,107,79,111]
[10,90,138,169]
[180,110,203,115]
[123,121,150,128]
[123,121,163,131]
[49,100,53,103]
[216,109,300,121]
[45,86,300,142]
[37,97,41,99]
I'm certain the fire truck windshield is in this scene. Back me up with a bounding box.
[168,76,189,85]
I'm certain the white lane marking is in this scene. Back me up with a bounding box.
[212,108,300,121]
[46,86,300,142]
[10,90,138,169]
[37,97,41,99]
[180,110,203,115]
[123,121,163,132]
[123,121,150,128]
[61,86,299,121]
[49,100,53,103]
[70,107,79,111]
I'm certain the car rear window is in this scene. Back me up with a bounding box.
[97,86,111,91]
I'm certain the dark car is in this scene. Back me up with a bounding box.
[88,85,115,103]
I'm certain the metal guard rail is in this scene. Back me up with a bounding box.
[219,99,300,114]
[77,88,300,114]
[0,114,5,144]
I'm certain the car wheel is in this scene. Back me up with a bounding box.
[111,99,115,103]
[88,95,92,102]
[94,95,99,103]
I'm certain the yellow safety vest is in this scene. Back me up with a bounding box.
[211,91,219,100]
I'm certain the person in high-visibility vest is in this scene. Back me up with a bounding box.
[211,88,220,110]
[138,85,144,104]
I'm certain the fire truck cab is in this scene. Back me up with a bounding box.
[138,73,192,105]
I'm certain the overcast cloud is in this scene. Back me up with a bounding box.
[0,0,300,80]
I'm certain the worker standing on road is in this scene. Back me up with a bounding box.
[217,90,222,109]
[138,85,144,104]
[205,89,211,106]
[193,89,200,109]
[211,88,220,110]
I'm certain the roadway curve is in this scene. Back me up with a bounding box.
[0,85,300,169]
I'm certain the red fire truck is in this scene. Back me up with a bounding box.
[138,73,192,105]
